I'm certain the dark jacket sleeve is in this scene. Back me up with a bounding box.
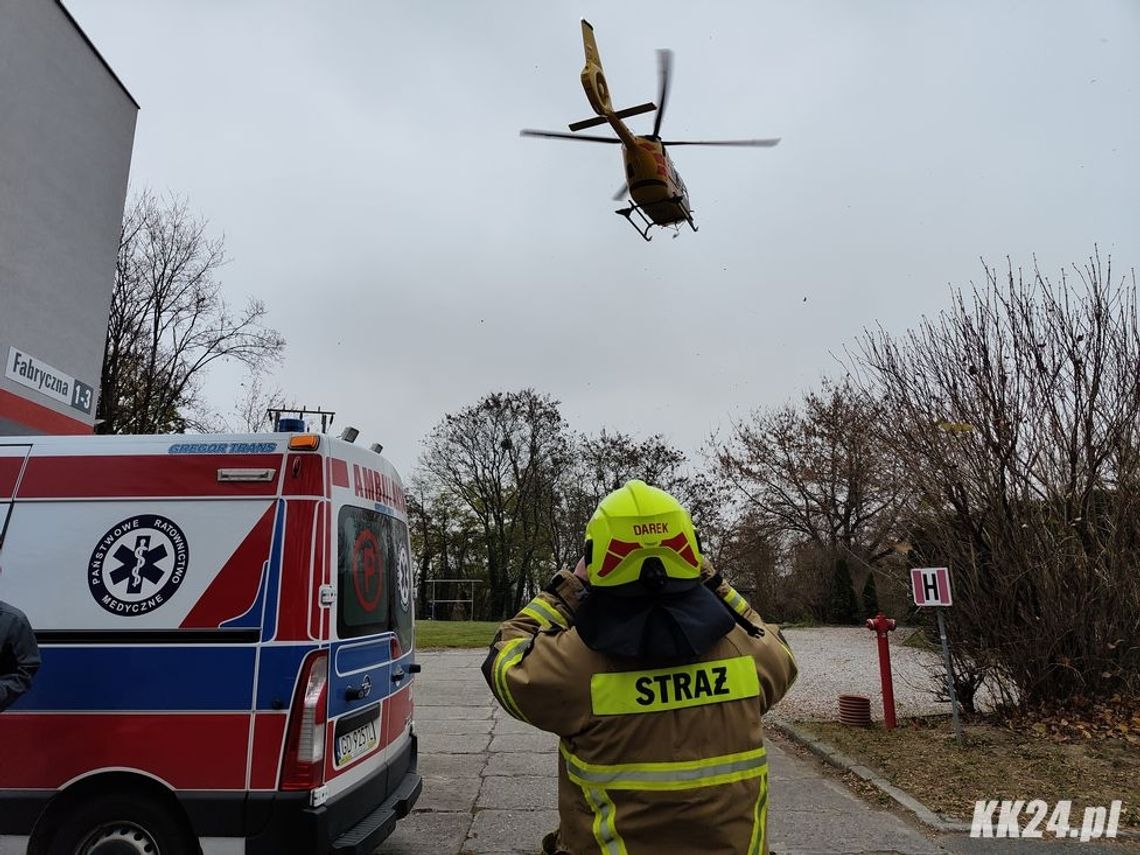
[0,604,41,712]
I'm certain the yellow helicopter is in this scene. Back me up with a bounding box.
[521,20,780,241]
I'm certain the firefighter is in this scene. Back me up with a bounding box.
[482,480,797,855]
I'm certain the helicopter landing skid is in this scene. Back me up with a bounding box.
[614,201,654,242]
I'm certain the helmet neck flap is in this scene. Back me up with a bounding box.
[576,584,735,659]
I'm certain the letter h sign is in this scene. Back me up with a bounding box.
[911,567,953,607]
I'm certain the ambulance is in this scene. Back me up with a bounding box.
[0,430,421,855]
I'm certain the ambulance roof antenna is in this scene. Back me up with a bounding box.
[266,406,337,433]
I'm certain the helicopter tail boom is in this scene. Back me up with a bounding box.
[579,19,612,116]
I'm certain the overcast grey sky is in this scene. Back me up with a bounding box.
[68,1,1140,477]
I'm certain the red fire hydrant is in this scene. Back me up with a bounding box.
[865,612,898,730]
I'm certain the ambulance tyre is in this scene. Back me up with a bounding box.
[47,792,193,855]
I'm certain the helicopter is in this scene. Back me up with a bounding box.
[521,20,781,241]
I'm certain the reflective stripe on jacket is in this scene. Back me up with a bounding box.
[481,569,797,855]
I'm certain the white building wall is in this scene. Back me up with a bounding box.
[0,0,137,435]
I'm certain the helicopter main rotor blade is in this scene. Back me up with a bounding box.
[611,182,629,201]
[653,49,673,138]
[519,129,623,144]
[660,138,781,147]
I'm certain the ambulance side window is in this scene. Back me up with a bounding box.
[390,522,413,654]
[337,506,393,639]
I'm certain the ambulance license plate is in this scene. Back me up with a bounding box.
[334,704,380,769]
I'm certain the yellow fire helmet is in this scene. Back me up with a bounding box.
[584,479,702,589]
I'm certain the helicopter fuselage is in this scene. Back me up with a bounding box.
[600,110,692,226]
[621,137,691,226]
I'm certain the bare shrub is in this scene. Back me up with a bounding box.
[859,251,1140,706]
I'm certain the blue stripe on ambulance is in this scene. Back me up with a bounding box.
[260,498,285,641]
[326,640,415,720]
[254,643,321,710]
[16,645,258,711]
[332,636,393,675]
[222,498,285,632]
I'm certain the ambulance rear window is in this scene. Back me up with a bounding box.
[336,506,411,641]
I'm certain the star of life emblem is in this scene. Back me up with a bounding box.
[88,515,190,616]
[396,542,411,610]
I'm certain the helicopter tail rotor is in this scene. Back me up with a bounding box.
[569,101,657,132]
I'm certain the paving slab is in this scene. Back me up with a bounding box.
[417,774,483,812]
[476,774,559,810]
[463,809,561,854]
[416,705,492,721]
[483,752,562,777]
[422,732,491,754]
[377,810,471,855]
[416,717,495,736]
[418,751,486,778]
[488,732,560,754]
[417,692,493,708]
[491,715,544,735]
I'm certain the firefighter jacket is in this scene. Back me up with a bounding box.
[481,566,797,855]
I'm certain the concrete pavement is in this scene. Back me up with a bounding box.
[376,650,1132,855]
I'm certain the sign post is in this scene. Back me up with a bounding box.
[911,567,964,746]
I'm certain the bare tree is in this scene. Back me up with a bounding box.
[407,484,487,619]
[98,191,285,434]
[859,251,1140,706]
[229,368,289,432]
[713,379,910,622]
[544,430,731,574]
[418,389,568,617]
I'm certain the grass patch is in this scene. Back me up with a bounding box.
[900,627,938,651]
[417,620,500,649]
[795,717,1139,831]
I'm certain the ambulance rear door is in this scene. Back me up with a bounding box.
[323,453,415,803]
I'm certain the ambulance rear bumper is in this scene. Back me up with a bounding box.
[330,767,423,854]
[245,733,421,855]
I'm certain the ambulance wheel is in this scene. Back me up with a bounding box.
[47,793,193,855]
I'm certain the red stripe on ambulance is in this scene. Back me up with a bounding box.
[385,681,413,748]
[181,503,277,628]
[330,457,350,488]
[309,502,330,639]
[249,713,289,789]
[0,713,249,790]
[282,452,326,497]
[276,501,320,640]
[16,454,283,499]
[0,456,24,496]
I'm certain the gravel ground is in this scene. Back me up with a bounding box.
[771,626,951,722]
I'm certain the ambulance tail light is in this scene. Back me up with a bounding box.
[281,650,329,791]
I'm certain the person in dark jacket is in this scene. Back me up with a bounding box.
[0,584,40,711]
